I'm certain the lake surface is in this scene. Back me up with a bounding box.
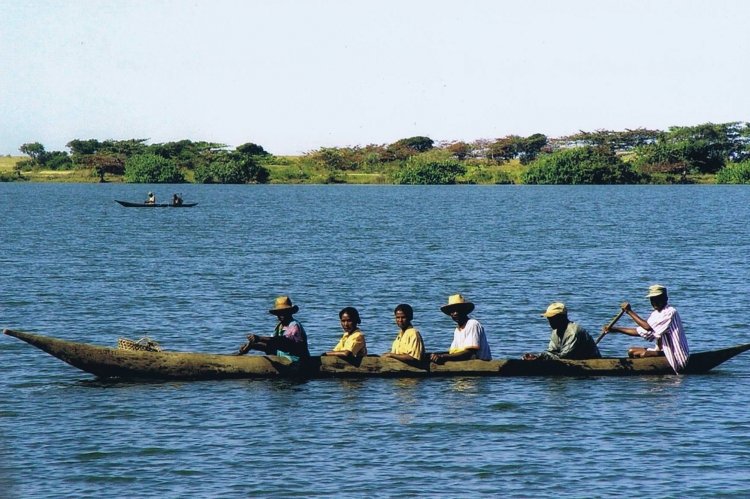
[1,183,750,497]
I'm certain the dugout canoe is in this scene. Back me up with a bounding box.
[115,200,198,208]
[4,329,750,381]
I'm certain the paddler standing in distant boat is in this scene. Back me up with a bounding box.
[602,284,690,373]
[238,296,310,361]
[430,294,491,363]
[522,302,601,360]
[145,192,156,205]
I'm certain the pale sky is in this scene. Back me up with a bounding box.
[2,0,749,156]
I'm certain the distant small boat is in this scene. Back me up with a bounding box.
[115,200,198,208]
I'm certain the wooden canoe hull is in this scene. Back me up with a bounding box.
[5,329,750,380]
[115,200,198,208]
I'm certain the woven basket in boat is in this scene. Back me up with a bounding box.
[117,337,162,352]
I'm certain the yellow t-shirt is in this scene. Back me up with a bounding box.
[333,330,367,357]
[390,327,425,360]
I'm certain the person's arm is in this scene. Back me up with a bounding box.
[621,302,652,331]
[524,331,559,360]
[237,334,271,354]
[430,348,477,364]
[325,333,365,358]
[383,352,420,361]
[607,325,639,336]
[324,349,354,358]
[603,302,649,337]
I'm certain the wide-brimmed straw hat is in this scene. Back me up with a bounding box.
[268,295,299,315]
[646,285,667,298]
[440,294,475,315]
[541,302,567,318]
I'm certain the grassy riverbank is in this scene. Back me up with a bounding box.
[0,155,716,184]
[1,155,529,184]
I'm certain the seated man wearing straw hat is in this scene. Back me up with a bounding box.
[522,302,601,361]
[604,284,689,373]
[238,295,310,361]
[430,294,492,363]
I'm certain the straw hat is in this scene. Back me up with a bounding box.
[268,295,299,315]
[646,285,667,298]
[541,302,567,318]
[440,294,475,315]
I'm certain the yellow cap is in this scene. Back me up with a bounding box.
[541,302,567,318]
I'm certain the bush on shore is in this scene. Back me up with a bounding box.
[392,150,466,185]
[522,146,641,184]
[124,154,185,183]
[716,160,750,184]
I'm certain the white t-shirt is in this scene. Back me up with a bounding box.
[448,318,492,360]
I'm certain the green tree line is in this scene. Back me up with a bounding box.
[14,121,750,184]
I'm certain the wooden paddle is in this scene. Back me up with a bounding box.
[595,308,626,345]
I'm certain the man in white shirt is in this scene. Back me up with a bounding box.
[430,294,492,363]
[604,284,690,373]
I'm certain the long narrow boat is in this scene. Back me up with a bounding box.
[115,200,198,208]
[5,329,750,380]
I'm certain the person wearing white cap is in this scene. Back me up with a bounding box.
[430,294,491,363]
[522,302,601,360]
[603,284,690,373]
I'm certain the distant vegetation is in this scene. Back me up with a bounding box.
[4,121,750,184]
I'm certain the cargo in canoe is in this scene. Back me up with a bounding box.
[115,200,198,208]
[5,329,750,381]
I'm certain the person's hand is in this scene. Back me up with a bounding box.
[237,343,250,355]
[246,333,258,344]
[620,302,631,312]
[430,353,444,364]
[522,353,538,361]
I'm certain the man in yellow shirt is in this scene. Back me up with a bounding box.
[382,304,425,362]
[324,307,367,359]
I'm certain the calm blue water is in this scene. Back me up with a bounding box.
[1,183,750,497]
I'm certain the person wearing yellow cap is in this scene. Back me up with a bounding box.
[237,296,310,361]
[603,284,689,373]
[522,302,601,361]
[430,294,491,363]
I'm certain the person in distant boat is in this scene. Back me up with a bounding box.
[323,307,367,359]
[172,193,183,206]
[145,192,156,204]
[522,302,601,360]
[382,304,425,363]
[603,284,689,373]
[430,294,491,363]
[238,295,310,361]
